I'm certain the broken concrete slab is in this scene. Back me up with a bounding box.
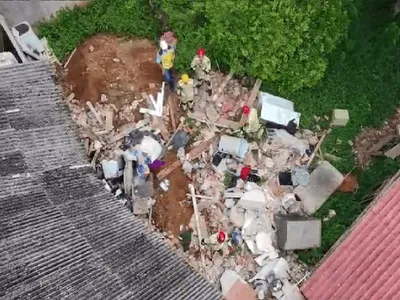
[274,214,321,251]
[385,143,400,159]
[331,109,349,126]
[295,161,343,214]
[220,269,245,296]
[237,189,267,211]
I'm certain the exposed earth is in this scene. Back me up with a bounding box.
[61,33,190,235]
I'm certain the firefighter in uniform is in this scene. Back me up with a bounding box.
[191,48,212,96]
[177,74,194,111]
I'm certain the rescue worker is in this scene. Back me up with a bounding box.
[177,74,194,111]
[156,40,175,92]
[191,48,212,96]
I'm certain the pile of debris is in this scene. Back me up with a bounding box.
[62,66,350,299]
[188,71,252,128]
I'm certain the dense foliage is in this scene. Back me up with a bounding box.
[162,0,349,92]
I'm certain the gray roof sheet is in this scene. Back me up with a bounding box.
[0,61,221,300]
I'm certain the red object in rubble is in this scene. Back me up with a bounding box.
[240,166,251,180]
[243,105,250,115]
[217,231,226,243]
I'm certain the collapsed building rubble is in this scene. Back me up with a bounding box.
[60,47,348,299]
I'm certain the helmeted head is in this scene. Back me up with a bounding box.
[197,48,205,58]
[160,40,168,51]
[181,73,190,84]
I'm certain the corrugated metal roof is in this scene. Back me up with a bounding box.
[0,61,222,300]
[302,175,400,300]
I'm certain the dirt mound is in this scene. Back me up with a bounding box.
[64,34,163,108]
[354,107,400,167]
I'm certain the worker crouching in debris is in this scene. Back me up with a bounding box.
[156,40,175,92]
[191,48,212,96]
[177,74,194,111]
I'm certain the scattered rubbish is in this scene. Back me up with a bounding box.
[159,178,171,192]
[101,159,121,179]
[291,166,310,187]
[172,130,190,149]
[275,214,321,250]
[278,172,293,186]
[219,135,249,158]
[259,91,300,127]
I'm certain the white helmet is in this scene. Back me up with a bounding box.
[160,40,168,51]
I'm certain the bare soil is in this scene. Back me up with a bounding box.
[63,34,163,127]
[153,151,193,236]
[61,34,189,235]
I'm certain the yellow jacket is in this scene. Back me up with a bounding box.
[157,46,175,70]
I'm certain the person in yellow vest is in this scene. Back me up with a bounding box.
[177,74,194,111]
[156,40,175,91]
[191,48,212,96]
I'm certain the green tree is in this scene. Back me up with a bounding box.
[206,0,348,92]
[162,0,349,92]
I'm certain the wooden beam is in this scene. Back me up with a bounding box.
[212,71,234,101]
[187,136,217,160]
[105,109,114,131]
[307,133,327,167]
[385,143,400,159]
[168,94,177,131]
[86,101,104,125]
[240,79,262,127]
[156,160,182,180]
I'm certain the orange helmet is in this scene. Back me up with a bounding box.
[197,48,205,57]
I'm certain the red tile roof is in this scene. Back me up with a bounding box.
[302,177,400,300]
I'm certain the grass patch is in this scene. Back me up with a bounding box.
[38,0,160,60]
[288,0,400,264]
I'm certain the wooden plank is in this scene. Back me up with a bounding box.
[368,134,395,153]
[153,116,170,141]
[212,70,234,101]
[239,79,262,127]
[86,101,104,125]
[168,94,177,131]
[105,109,114,131]
[187,136,217,160]
[156,160,182,180]
[64,47,77,69]
[385,143,400,159]
[307,133,327,167]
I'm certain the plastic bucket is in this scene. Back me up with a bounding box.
[218,135,249,158]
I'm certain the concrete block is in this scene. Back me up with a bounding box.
[237,189,266,210]
[295,161,344,214]
[331,109,349,126]
[274,214,321,250]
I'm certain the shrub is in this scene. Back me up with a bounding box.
[162,0,349,92]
